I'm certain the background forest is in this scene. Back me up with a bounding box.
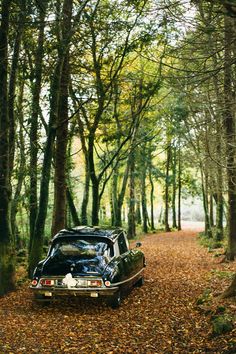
[1,0,236,297]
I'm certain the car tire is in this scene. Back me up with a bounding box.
[135,276,144,287]
[108,291,121,309]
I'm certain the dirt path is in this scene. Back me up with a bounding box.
[0,229,235,353]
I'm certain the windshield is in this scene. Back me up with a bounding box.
[50,238,112,258]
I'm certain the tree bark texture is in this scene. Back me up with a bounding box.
[29,8,46,250]
[8,1,26,177]
[141,145,148,233]
[0,0,15,295]
[172,147,177,229]
[201,168,212,238]
[11,81,26,239]
[66,188,80,226]
[224,15,236,260]
[51,48,71,235]
[164,144,171,232]
[128,153,136,239]
[177,147,182,231]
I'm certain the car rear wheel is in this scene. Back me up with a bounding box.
[107,291,121,309]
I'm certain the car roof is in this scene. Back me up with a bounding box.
[52,226,124,243]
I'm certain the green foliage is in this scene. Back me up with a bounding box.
[210,269,235,280]
[198,231,225,250]
[212,314,234,336]
[196,288,212,305]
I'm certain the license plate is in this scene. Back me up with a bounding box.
[90,292,98,297]
[44,291,52,297]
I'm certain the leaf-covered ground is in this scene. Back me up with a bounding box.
[0,228,236,353]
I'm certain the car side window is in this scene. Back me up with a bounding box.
[118,233,128,255]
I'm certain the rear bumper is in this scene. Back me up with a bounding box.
[30,286,119,299]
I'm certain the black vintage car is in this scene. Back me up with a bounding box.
[30,226,145,307]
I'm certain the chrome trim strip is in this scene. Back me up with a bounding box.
[30,286,119,292]
[110,268,144,287]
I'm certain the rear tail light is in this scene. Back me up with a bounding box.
[31,279,38,286]
[105,281,111,287]
[40,279,55,286]
[88,279,102,287]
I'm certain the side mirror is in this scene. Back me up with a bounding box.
[136,242,142,248]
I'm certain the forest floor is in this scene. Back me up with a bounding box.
[0,227,236,353]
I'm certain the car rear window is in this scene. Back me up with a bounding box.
[50,238,113,258]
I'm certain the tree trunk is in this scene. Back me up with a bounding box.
[88,131,100,225]
[149,169,155,230]
[135,195,142,225]
[29,7,46,251]
[209,193,214,228]
[201,167,212,238]
[177,146,182,231]
[164,144,171,232]
[66,188,80,226]
[221,273,236,298]
[141,147,148,233]
[8,1,25,177]
[91,180,100,226]
[51,40,71,235]
[215,190,224,242]
[80,160,90,225]
[116,158,130,227]
[11,81,26,239]
[172,146,177,229]
[111,166,118,226]
[224,15,236,260]
[0,0,15,295]
[128,153,136,239]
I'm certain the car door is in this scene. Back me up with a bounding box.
[117,233,132,284]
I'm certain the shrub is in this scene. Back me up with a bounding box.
[212,314,234,336]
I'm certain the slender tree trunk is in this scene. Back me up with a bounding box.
[172,146,177,229]
[224,15,236,260]
[0,0,15,295]
[215,191,224,242]
[141,146,148,233]
[111,166,118,226]
[201,167,212,238]
[128,153,136,239]
[8,1,25,176]
[29,8,46,251]
[177,146,182,231]
[81,160,90,225]
[135,195,142,225]
[66,188,80,226]
[209,20,224,242]
[164,144,171,232]
[116,158,130,227]
[11,80,26,239]
[214,126,224,241]
[149,169,155,230]
[88,132,100,225]
[91,180,100,226]
[147,145,155,230]
[209,193,214,227]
